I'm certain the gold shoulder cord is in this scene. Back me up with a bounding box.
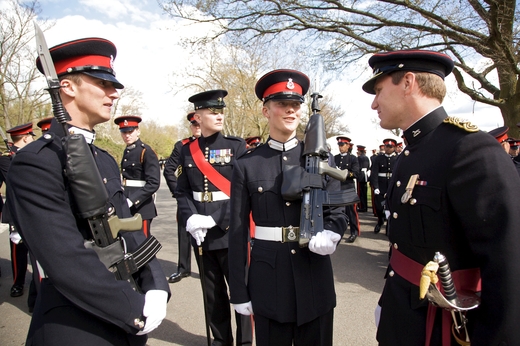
[443,117,479,133]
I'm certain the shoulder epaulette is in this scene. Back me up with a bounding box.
[443,117,479,132]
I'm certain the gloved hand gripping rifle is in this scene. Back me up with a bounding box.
[282,92,359,247]
[34,22,151,291]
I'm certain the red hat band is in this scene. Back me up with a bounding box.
[496,133,509,143]
[54,54,113,76]
[119,119,139,128]
[263,80,303,99]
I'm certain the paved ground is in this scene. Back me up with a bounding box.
[0,176,390,345]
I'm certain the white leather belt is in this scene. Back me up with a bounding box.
[193,191,229,202]
[378,173,392,178]
[124,179,146,187]
[254,225,299,242]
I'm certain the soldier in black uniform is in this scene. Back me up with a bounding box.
[175,90,252,346]
[363,49,520,345]
[164,111,201,283]
[6,37,169,345]
[356,145,370,212]
[369,138,398,234]
[228,69,348,346]
[115,115,161,238]
[507,138,520,176]
[0,123,35,298]
[488,126,510,153]
[334,136,360,243]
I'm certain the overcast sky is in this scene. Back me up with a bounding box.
[36,0,504,152]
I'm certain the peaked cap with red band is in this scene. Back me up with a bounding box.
[336,136,351,144]
[187,111,196,122]
[255,69,310,103]
[363,50,454,94]
[114,115,142,132]
[37,117,53,132]
[357,145,366,150]
[245,136,262,145]
[488,126,509,143]
[36,37,124,89]
[383,138,398,147]
[7,123,35,137]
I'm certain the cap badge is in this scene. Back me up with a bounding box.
[110,55,115,70]
[123,120,129,126]
[287,78,294,90]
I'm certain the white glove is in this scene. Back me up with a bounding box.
[233,301,254,316]
[127,198,134,207]
[186,214,216,246]
[374,188,380,195]
[136,290,168,335]
[186,214,216,233]
[374,304,382,327]
[308,230,341,256]
[9,231,22,244]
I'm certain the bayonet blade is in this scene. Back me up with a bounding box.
[34,22,60,88]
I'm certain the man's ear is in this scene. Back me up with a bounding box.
[262,104,270,119]
[402,72,416,93]
[60,78,75,97]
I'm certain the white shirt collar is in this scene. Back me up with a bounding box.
[68,126,96,144]
[268,137,299,152]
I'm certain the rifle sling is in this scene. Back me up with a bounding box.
[323,189,360,207]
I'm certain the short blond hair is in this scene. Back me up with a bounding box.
[391,71,446,102]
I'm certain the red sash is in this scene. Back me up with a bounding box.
[189,139,231,196]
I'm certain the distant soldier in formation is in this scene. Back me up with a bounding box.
[369,138,398,234]
[175,90,252,346]
[488,126,510,153]
[334,136,360,243]
[245,136,262,149]
[164,111,201,283]
[508,138,520,176]
[115,115,161,238]
[0,123,35,299]
[36,117,53,134]
[356,145,370,213]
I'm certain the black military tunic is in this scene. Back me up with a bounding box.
[229,138,348,327]
[0,147,30,292]
[357,153,370,212]
[121,138,160,222]
[369,150,397,223]
[175,131,251,346]
[164,136,195,276]
[6,123,170,346]
[334,152,360,236]
[377,107,520,345]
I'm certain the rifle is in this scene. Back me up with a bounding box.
[34,22,154,293]
[282,91,359,247]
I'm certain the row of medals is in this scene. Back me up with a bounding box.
[207,149,232,164]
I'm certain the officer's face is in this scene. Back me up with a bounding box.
[61,74,119,130]
[263,100,301,141]
[120,128,140,145]
[195,108,224,136]
[338,143,349,153]
[371,74,408,130]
